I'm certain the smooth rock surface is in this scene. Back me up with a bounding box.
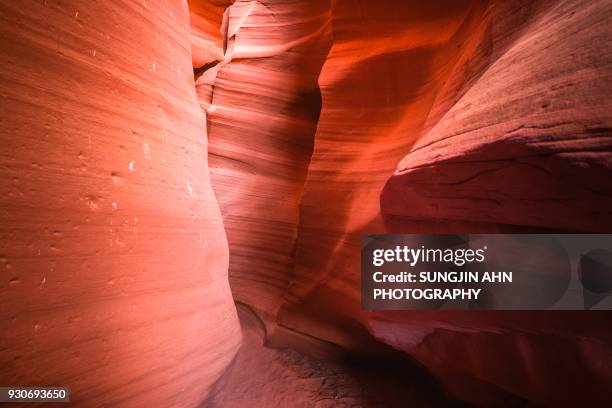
[382,0,612,232]
[0,1,240,406]
[195,0,612,406]
[3,0,610,407]
[194,0,332,319]
[376,1,612,405]
[207,304,451,408]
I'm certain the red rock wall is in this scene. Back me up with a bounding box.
[189,0,231,68]
[375,0,612,405]
[0,1,240,406]
[192,0,333,319]
[195,0,612,406]
[3,0,608,406]
[279,0,494,346]
[382,0,612,233]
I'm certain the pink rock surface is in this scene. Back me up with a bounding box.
[376,1,612,405]
[207,304,451,408]
[0,1,240,406]
[383,0,612,232]
[194,0,332,319]
[189,0,231,68]
[195,0,612,405]
[2,0,611,406]
[280,0,491,341]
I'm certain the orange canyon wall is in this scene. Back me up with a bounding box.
[1,1,240,406]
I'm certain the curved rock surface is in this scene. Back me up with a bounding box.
[0,1,240,406]
[193,0,332,319]
[2,0,611,407]
[382,0,612,232]
[280,0,495,346]
[195,0,612,406]
[207,304,451,408]
[375,1,612,405]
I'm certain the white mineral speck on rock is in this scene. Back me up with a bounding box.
[186,181,194,198]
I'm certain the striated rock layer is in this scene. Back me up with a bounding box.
[195,0,612,406]
[2,0,609,407]
[281,0,497,348]
[0,1,240,406]
[376,0,612,405]
[383,0,612,232]
[192,0,333,319]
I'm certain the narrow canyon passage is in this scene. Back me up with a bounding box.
[194,0,612,406]
[206,304,453,408]
[1,0,611,407]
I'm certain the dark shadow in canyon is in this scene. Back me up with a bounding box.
[382,135,612,234]
[204,303,462,408]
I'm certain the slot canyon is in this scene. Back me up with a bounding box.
[1,0,611,407]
